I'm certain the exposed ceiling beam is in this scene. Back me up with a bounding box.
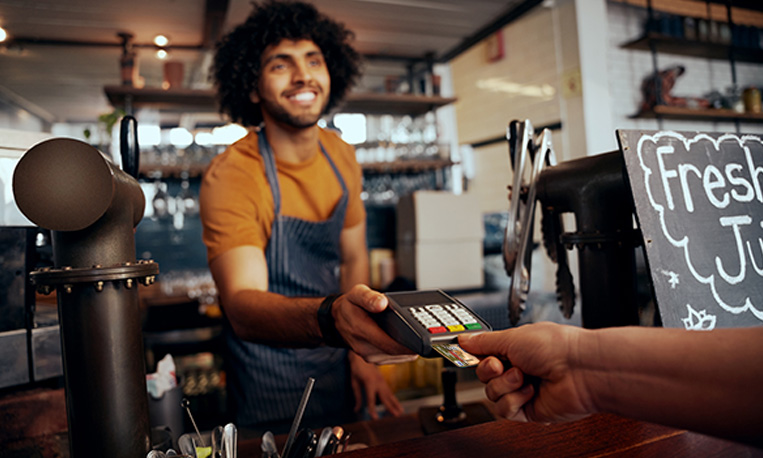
[2,37,431,63]
[202,0,230,49]
[3,0,232,52]
[3,37,203,50]
[438,0,543,63]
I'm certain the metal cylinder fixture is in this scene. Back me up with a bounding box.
[536,151,640,328]
[12,138,158,458]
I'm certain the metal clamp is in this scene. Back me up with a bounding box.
[31,260,159,294]
[560,229,643,250]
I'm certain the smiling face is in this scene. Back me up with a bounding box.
[251,39,331,130]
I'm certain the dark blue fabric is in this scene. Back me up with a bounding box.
[224,129,353,431]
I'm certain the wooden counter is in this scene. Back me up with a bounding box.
[2,392,760,456]
[239,408,763,457]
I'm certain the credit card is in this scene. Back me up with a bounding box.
[432,342,481,367]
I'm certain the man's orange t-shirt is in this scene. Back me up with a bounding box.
[200,128,366,263]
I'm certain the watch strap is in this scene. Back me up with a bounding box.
[317,294,347,347]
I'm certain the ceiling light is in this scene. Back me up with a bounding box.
[0,27,7,43]
[154,35,169,47]
[156,49,168,60]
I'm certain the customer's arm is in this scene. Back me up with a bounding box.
[459,322,763,442]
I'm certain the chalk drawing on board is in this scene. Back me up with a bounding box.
[660,269,680,288]
[682,304,717,331]
[634,131,763,322]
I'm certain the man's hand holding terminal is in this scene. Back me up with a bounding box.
[326,285,416,364]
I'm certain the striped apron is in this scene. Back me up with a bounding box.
[223,130,353,432]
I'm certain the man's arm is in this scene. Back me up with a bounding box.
[210,245,322,346]
[339,219,369,292]
[210,244,414,359]
[339,220,406,418]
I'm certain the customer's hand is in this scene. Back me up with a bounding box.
[458,322,596,423]
[348,351,404,419]
[333,285,417,364]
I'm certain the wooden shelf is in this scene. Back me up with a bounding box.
[104,85,217,112]
[631,105,763,122]
[702,0,763,12]
[621,33,763,64]
[609,0,763,19]
[139,163,209,179]
[105,85,455,117]
[341,93,456,116]
[361,158,454,173]
[137,158,454,177]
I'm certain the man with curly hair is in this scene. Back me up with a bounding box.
[200,0,415,432]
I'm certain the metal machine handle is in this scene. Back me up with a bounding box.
[120,115,140,179]
[504,121,572,325]
[503,120,534,276]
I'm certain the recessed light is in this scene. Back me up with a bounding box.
[0,27,7,43]
[156,49,168,59]
[154,35,169,47]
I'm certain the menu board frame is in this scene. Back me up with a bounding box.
[618,129,763,329]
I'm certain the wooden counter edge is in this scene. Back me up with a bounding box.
[239,412,763,458]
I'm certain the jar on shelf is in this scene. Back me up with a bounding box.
[743,87,761,114]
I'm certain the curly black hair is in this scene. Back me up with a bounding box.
[213,0,362,127]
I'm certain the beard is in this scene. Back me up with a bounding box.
[259,95,329,129]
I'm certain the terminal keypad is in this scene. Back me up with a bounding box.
[409,302,483,335]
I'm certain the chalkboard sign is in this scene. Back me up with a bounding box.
[618,130,763,330]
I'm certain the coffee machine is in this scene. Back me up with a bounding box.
[9,118,159,458]
[503,120,644,328]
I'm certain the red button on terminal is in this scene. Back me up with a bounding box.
[428,326,447,334]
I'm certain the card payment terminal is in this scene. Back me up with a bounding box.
[373,290,492,358]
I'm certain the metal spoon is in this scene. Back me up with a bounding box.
[211,425,224,458]
[313,427,333,457]
[223,422,237,458]
[261,431,279,458]
[178,433,198,458]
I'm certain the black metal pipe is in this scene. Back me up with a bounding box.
[536,151,640,328]
[57,282,150,457]
[13,138,153,458]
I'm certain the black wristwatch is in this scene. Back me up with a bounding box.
[317,294,347,348]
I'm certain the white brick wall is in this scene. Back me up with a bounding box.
[607,1,763,134]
